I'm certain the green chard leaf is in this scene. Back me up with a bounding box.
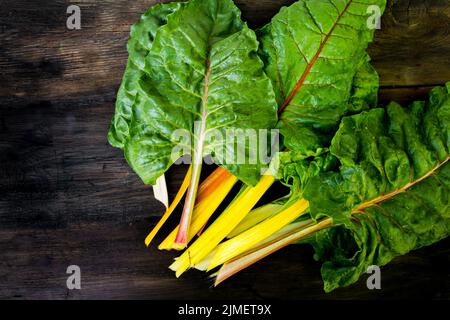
[304,83,450,292]
[110,0,278,186]
[258,0,386,155]
[108,2,183,148]
[269,53,380,197]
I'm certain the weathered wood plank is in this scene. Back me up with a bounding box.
[1,222,448,300]
[369,0,450,87]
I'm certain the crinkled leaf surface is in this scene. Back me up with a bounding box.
[110,0,278,186]
[269,53,379,196]
[279,152,338,197]
[258,0,386,154]
[304,83,450,292]
[108,2,183,148]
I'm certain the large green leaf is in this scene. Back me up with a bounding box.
[258,0,386,154]
[113,0,278,186]
[304,83,450,292]
[269,53,379,196]
[108,2,183,148]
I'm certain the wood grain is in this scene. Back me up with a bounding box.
[0,0,449,300]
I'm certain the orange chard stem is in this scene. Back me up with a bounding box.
[197,167,232,202]
[146,166,227,248]
[159,170,238,250]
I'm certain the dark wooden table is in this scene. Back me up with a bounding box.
[1,0,449,300]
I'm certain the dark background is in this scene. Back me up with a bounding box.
[0,0,449,299]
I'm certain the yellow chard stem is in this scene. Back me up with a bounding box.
[195,220,313,271]
[193,248,218,271]
[214,217,333,286]
[227,203,284,238]
[145,166,192,247]
[207,198,310,271]
[159,170,238,250]
[196,222,208,237]
[169,174,275,277]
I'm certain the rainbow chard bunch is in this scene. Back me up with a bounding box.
[109,0,450,292]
